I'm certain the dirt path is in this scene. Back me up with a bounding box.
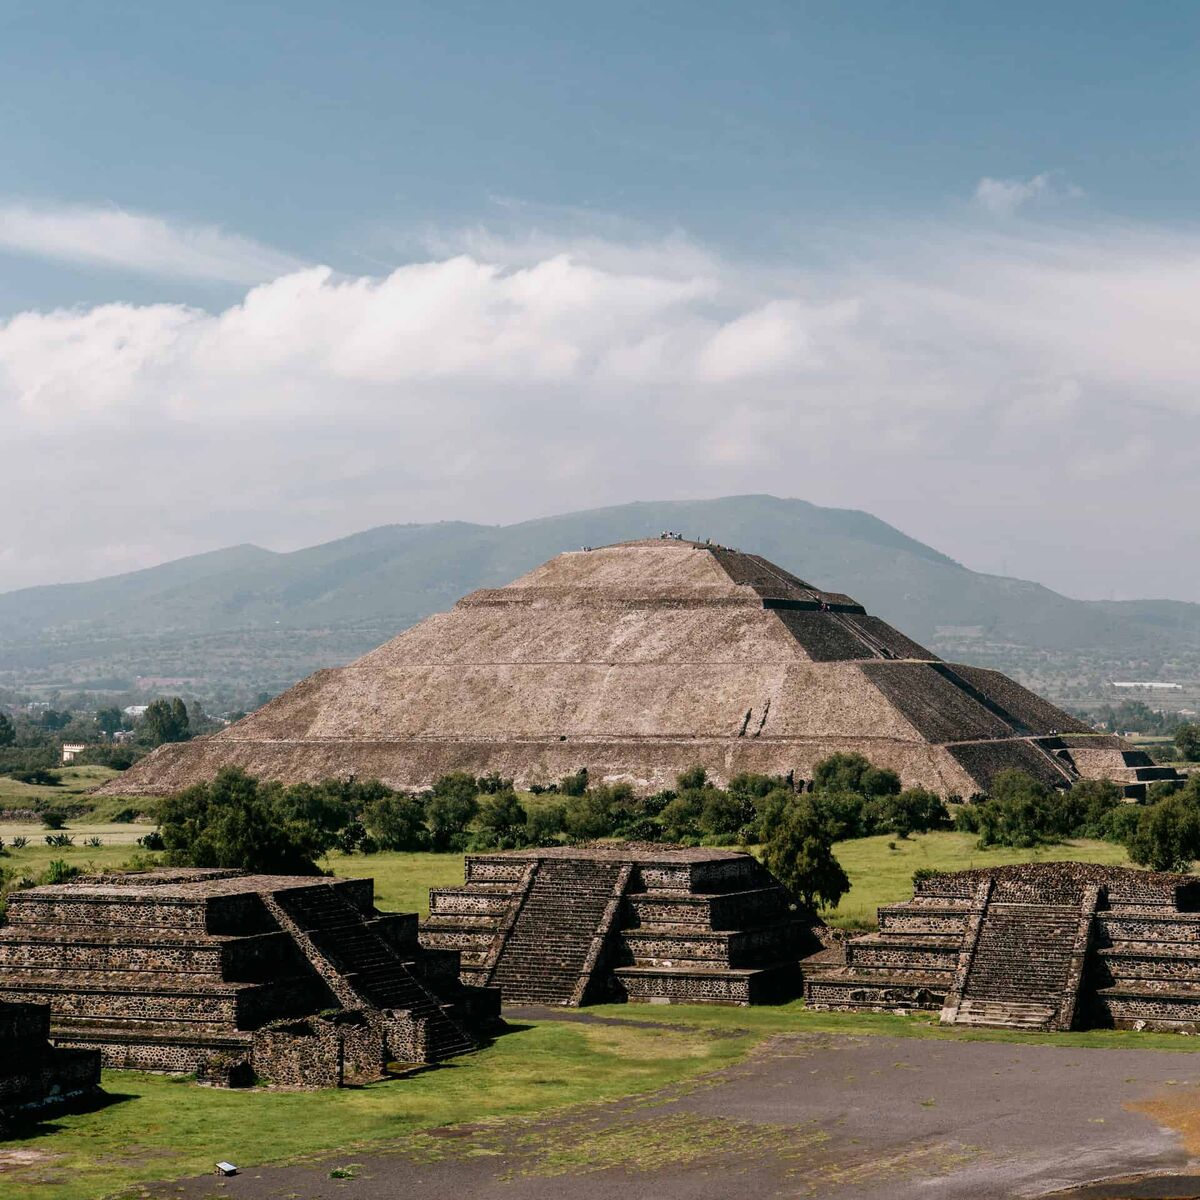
[143,1026,1200,1200]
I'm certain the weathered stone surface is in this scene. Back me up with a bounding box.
[97,538,1162,798]
[422,844,822,1007]
[0,999,100,1126]
[0,869,498,1088]
[804,862,1200,1033]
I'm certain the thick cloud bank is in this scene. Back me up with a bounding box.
[3,222,1200,598]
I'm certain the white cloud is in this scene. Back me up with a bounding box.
[0,202,304,283]
[973,173,1083,217]
[2,216,1200,600]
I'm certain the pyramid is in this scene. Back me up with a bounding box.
[103,537,1158,798]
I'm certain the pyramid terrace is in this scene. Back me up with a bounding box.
[0,869,497,1088]
[421,844,822,1006]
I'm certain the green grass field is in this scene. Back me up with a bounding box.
[9,1003,1200,1200]
[0,767,122,815]
[2,829,1139,925]
[825,831,1133,928]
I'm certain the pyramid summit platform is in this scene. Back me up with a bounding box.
[102,536,1156,797]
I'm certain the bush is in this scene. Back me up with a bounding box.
[426,774,480,852]
[362,793,428,851]
[15,768,62,787]
[1176,724,1200,763]
[41,859,78,885]
[138,830,166,851]
[812,753,899,798]
[559,768,589,797]
[1125,795,1200,872]
[39,809,68,830]
[158,767,338,873]
[471,790,530,850]
[762,795,850,911]
[525,803,566,846]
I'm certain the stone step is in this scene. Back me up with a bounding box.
[952,999,1057,1029]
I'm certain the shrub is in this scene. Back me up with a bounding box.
[426,774,480,852]
[762,795,850,911]
[1176,723,1200,763]
[41,859,78,885]
[471,790,530,850]
[559,768,589,797]
[158,767,333,873]
[525,803,566,846]
[16,769,62,788]
[138,830,166,851]
[1124,795,1200,872]
[362,794,428,851]
[39,810,68,830]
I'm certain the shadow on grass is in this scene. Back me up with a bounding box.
[3,1087,136,1141]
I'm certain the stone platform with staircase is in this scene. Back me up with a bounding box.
[421,844,821,1007]
[0,868,498,1088]
[803,862,1200,1033]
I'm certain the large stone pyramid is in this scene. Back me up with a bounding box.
[104,537,1158,797]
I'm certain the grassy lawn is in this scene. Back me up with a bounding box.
[826,831,1133,929]
[325,850,466,917]
[0,768,121,816]
[10,1002,1200,1200]
[0,1016,752,1200]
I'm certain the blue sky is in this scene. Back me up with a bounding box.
[2,2,1200,598]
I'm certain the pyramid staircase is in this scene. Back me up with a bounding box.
[805,864,1200,1035]
[951,900,1086,1030]
[489,859,628,1005]
[0,872,487,1074]
[272,884,476,1059]
[423,847,815,1007]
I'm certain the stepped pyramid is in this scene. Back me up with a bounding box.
[422,845,821,1006]
[0,869,497,1087]
[102,536,1158,797]
[803,863,1200,1033]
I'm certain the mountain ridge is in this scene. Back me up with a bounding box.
[2,494,1196,706]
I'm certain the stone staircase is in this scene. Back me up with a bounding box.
[275,885,476,1060]
[489,858,626,1005]
[953,902,1083,1030]
[0,871,487,1075]
[423,847,817,1008]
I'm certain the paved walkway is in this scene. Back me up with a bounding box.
[149,1018,1200,1200]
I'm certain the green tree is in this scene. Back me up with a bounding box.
[1125,795,1200,873]
[95,707,123,736]
[880,787,947,839]
[0,712,14,748]
[159,767,334,874]
[762,795,850,911]
[472,790,530,849]
[140,698,191,747]
[1176,723,1200,763]
[525,803,565,846]
[426,773,479,851]
[811,752,900,798]
[362,793,428,851]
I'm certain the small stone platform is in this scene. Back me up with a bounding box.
[0,1000,100,1127]
[803,862,1200,1032]
[0,869,499,1087]
[421,845,821,1006]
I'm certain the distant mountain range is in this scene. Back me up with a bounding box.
[2,495,1197,709]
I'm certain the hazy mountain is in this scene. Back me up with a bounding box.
[2,495,1197,706]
